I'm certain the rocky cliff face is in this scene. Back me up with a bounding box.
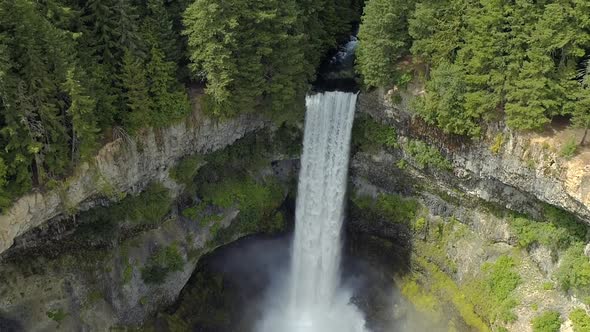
[350,87,590,332]
[357,87,590,224]
[0,124,297,331]
[0,93,266,256]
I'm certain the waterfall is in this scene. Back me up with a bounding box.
[258,91,367,332]
[290,91,356,311]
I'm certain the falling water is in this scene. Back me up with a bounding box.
[258,91,368,332]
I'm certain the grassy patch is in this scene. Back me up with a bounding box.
[404,139,452,171]
[352,192,419,226]
[123,262,133,284]
[411,217,520,328]
[490,133,505,155]
[74,182,173,242]
[46,308,68,326]
[509,206,586,251]
[560,137,578,159]
[570,309,590,332]
[86,290,103,304]
[200,176,284,235]
[531,311,562,332]
[555,243,590,297]
[169,154,205,188]
[122,182,173,224]
[141,245,185,284]
[182,205,201,220]
[401,257,490,331]
[400,277,442,320]
[465,255,521,324]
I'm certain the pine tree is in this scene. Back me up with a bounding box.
[357,0,414,87]
[414,62,482,137]
[0,0,73,185]
[146,46,190,125]
[63,69,100,162]
[455,0,506,122]
[409,0,465,66]
[183,0,243,116]
[573,60,590,145]
[183,0,328,118]
[142,0,182,64]
[84,0,143,67]
[120,50,152,131]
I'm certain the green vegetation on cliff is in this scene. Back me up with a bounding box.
[193,130,290,236]
[570,309,590,332]
[141,244,185,284]
[172,127,297,240]
[357,0,590,136]
[73,181,173,243]
[353,192,419,226]
[351,114,398,152]
[531,311,562,332]
[509,206,586,251]
[404,139,452,171]
[555,243,590,297]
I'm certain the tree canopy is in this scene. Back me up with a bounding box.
[183,0,360,117]
[0,0,361,211]
[357,0,590,135]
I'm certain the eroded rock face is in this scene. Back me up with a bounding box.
[350,88,590,332]
[357,88,590,224]
[0,158,297,331]
[0,96,266,256]
[0,205,240,331]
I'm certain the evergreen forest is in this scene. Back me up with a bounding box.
[0,0,362,209]
[357,0,590,137]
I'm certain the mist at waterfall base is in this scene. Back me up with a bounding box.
[256,92,368,332]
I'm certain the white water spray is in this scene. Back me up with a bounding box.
[258,91,368,332]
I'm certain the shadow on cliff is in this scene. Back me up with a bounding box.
[0,315,23,332]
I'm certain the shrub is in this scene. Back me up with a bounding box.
[414,217,427,233]
[490,133,505,155]
[509,208,586,251]
[555,243,590,294]
[182,206,200,220]
[396,159,408,169]
[169,155,205,186]
[561,138,578,159]
[74,182,172,243]
[404,139,452,171]
[267,212,286,234]
[192,129,289,237]
[123,263,133,284]
[199,176,284,234]
[46,309,68,325]
[351,115,397,152]
[544,206,587,241]
[353,192,419,226]
[570,309,590,332]
[141,245,185,284]
[124,182,173,224]
[483,256,521,321]
[466,255,521,324]
[531,311,562,332]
